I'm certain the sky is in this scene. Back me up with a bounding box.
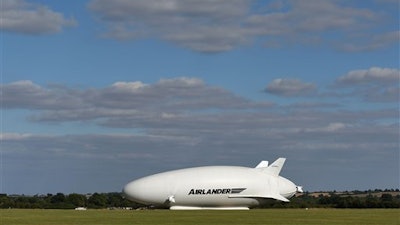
[1,0,399,195]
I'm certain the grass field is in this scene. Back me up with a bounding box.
[1,208,399,225]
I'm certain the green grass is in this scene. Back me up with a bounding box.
[1,209,399,225]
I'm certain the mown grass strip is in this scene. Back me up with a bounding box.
[1,208,399,225]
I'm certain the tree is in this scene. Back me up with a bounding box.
[50,193,66,204]
[67,193,86,207]
[365,194,380,208]
[88,193,107,208]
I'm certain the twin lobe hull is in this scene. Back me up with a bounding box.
[123,158,301,209]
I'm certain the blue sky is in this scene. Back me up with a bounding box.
[1,0,399,195]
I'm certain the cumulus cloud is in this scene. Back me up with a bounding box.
[265,78,316,97]
[335,67,399,102]
[1,80,83,109]
[87,0,394,52]
[1,77,269,123]
[88,0,250,52]
[0,0,76,34]
[337,67,399,85]
[339,30,400,52]
[0,132,35,141]
[111,81,147,92]
[2,74,399,192]
[3,106,398,192]
[264,67,399,102]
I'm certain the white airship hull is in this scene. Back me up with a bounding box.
[123,158,301,209]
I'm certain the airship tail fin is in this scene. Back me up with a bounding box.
[267,193,290,202]
[266,158,286,176]
[255,160,269,168]
[229,193,290,202]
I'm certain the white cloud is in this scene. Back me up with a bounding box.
[1,80,82,109]
[0,132,34,141]
[2,76,399,192]
[337,67,399,85]
[1,77,266,122]
[88,0,393,52]
[305,122,347,133]
[157,77,204,87]
[265,78,316,97]
[334,67,399,102]
[3,107,398,192]
[0,0,76,34]
[339,30,400,52]
[111,81,147,92]
[88,0,250,52]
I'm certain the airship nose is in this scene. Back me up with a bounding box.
[123,181,139,201]
[278,177,297,199]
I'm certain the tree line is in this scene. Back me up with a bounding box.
[0,190,399,209]
[0,192,142,209]
[264,191,400,209]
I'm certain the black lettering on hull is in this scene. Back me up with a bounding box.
[188,188,246,195]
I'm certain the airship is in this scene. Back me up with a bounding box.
[123,158,303,210]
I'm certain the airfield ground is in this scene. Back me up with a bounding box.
[1,208,399,225]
